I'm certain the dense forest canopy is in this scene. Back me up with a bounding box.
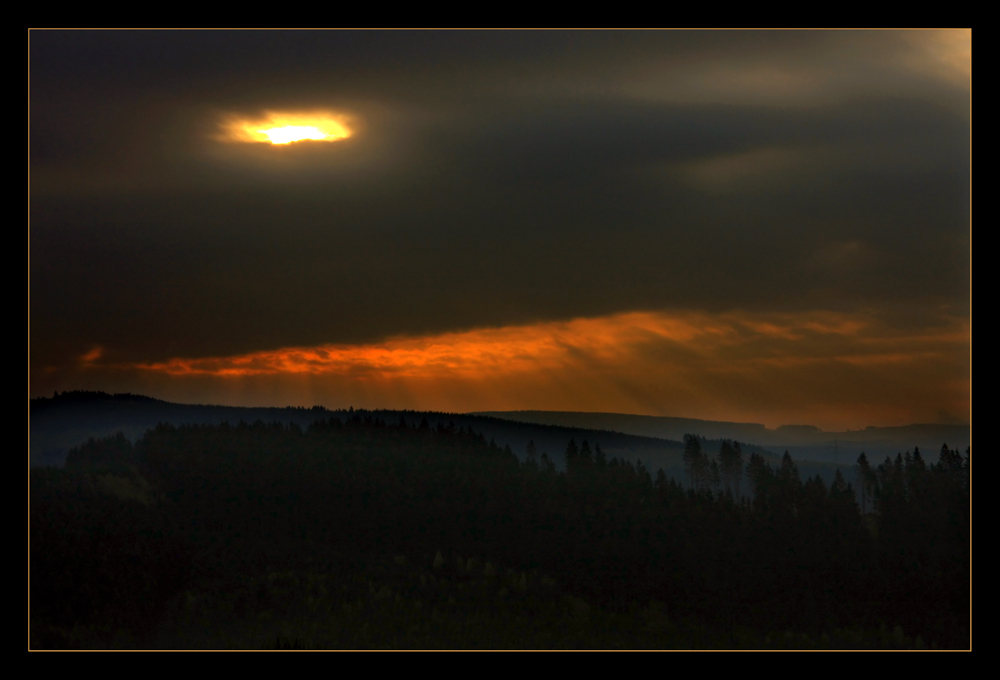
[31,413,969,648]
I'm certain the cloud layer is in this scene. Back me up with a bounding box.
[48,309,967,430]
[30,31,970,425]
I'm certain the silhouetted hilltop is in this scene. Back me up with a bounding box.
[31,392,705,474]
[29,392,857,490]
[474,410,767,442]
[474,410,970,464]
[32,391,165,410]
[31,391,332,467]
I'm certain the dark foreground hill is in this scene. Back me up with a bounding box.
[30,415,969,649]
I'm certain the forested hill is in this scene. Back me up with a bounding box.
[29,391,691,470]
[31,415,970,648]
[476,411,970,464]
[31,392,861,487]
[31,392,337,467]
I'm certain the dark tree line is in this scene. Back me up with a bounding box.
[33,417,970,647]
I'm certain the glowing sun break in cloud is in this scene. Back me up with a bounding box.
[219,111,353,145]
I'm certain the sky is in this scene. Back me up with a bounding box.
[29,30,970,430]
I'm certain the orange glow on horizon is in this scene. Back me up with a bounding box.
[128,309,967,380]
[76,308,969,431]
[131,312,742,378]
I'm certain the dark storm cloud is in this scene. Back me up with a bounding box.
[30,31,969,387]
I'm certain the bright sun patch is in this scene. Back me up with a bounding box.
[220,112,353,145]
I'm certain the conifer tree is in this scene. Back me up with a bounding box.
[732,442,744,500]
[564,439,579,474]
[718,440,744,499]
[710,458,721,493]
[683,435,705,490]
[594,443,607,468]
[745,452,772,508]
[855,452,874,516]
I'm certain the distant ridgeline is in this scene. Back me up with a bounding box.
[33,390,164,408]
[32,414,970,648]
[33,392,966,493]
[31,391,333,468]
[33,391,802,487]
[475,411,971,466]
